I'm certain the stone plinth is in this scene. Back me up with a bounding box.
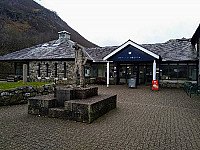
[49,107,68,118]
[65,94,117,123]
[54,87,98,107]
[74,87,98,99]
[28,86,117,123]
[28,94,56,115]
[55,87,75,106]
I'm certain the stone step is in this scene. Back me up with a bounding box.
[28,94,57,116]
[48,107,68,119]
[65,94,117,123]
[55,86,98,107]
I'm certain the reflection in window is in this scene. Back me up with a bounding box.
[160,64,169,79]
[85,66,90,77]
[161,63,197,81]
[189,66,197,81]
[91,66,98,77]
[178,64,187,79]
[169,64,177,79]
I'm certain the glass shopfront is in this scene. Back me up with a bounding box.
[160,63,197,81]
[118,63,153,85]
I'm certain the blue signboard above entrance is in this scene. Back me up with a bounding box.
[108,45,156,61]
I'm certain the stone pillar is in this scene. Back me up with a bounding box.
[107,61,110,87]
[73,44,87,88]
[23,64,27,85]
[153,60,156,80]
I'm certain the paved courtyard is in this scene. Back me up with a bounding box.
[1,85,200,150]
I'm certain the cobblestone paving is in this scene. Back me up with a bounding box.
[1,85,200,150]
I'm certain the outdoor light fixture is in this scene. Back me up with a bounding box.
[128,52,132,55]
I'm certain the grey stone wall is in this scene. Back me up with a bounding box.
[0,84,54,106]
[29,60,75,84]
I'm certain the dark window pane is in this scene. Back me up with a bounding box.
[55,63,58,77]
[46,63,49,77]
[169,65,178,79]
[64,62,67,78]
[38,63,41,77]
[178,65,187,79]
[160,64,169,79]
[85,66,90,77]
[188,65,197,81]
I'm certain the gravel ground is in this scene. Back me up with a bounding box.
[1,85,200,150]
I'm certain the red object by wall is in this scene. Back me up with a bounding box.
[152,80,159,91]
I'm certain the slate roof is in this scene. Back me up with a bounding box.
[0,38,197,62]
[0,39,92,61]
[86,39,197,62]
[85,46,119,62]
[141,39,197,61]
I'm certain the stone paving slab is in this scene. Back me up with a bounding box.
[1,85,200,149]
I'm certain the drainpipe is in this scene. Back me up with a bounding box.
[107,61,110,87]
[153,60,156,80]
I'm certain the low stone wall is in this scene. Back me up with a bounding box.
[0,84,55,106]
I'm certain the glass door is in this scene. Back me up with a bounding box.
[119,64,139,84]
[119,64,127,84]
[139,65,145,84]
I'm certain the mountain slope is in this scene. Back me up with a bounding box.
[0,0,97,56]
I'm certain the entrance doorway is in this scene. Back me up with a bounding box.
[118,63,153,85]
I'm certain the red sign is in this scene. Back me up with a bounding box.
[152,80,159,91]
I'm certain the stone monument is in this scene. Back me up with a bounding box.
[28,42,117,123]
[72,43,87,88]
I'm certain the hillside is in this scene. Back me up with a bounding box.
[0,0,97,56]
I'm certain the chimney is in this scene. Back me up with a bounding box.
[58,31,71,42]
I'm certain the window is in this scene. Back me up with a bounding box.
[85,66,90,77]
[91,66,98,77]
[15,63,23,75]
[168,64,178,79]
[188,65,197,81]
[160,64,169,79]
[38,63,41,77]
[55,63,58,77]
[178,64,187,79]
[64,62,67,78]
[46,63,49,77]
[161,63,197,81]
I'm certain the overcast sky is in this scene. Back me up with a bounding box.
[34,0,200,47]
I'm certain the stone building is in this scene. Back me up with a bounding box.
[191,24,200,86]
[0,29,198,87]
[0,31,93,84]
